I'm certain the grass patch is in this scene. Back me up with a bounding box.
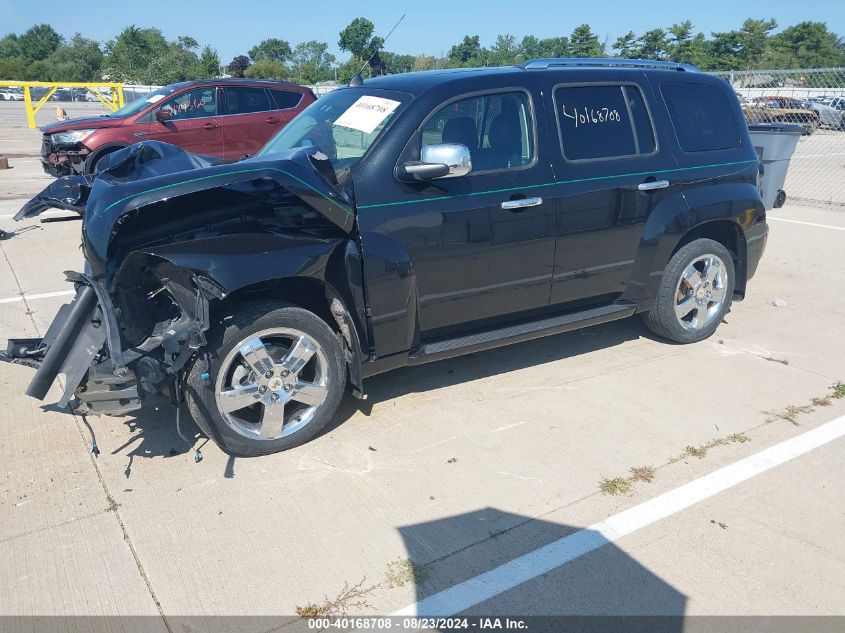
[727,432,751,444]
[831,381,845,399]
[629,465,656,483]
[296,577,378,618]
[684,444,708,459]
[812,396,832,407]
[764,404,814,426]
[599,477,632,495]
[385,558,428,588]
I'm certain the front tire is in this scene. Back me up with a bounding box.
[643,238,735,344]
[185,301,346,456]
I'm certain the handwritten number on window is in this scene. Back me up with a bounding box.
[562,105,621,128]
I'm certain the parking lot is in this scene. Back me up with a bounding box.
[1,112,844,628]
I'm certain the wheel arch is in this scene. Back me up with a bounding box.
[210,276,366,397]
[671,219,748,298]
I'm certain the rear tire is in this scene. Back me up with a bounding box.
[643,238,735,344]
[185,301,346,456]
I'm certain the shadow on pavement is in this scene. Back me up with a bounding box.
[397,507,686,628]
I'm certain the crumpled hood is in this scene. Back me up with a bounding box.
[41,115,127,134]
[16,140,356,275]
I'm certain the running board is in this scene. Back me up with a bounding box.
[410,303,637,364]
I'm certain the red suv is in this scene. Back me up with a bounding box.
[40,79,315,176]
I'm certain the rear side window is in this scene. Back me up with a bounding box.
[661,83,741,152]
[554,84,656,161]
[270,89,303,110]
[226,87,272,115]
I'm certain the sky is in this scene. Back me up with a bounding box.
[1,0,844,63]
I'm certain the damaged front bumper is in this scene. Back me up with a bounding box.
[41,137,89,177]
[24,273,142,414]
[16,262,215,416]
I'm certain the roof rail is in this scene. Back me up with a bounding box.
[520,58,699,72]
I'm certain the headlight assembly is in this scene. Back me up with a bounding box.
[50,129,95,145]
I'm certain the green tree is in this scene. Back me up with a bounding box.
[737,18,778,68]
[177,35,199,51]
[249,38,292,63]
[0,33,21,58]
[667,21,694,62]
[338,17,375,59]
[195,45,221,78]
[538,36,569,58]
[17,24,62,62]
[569,24,603,57]
[447,35,485,66]
[686,33,713,69]
[244,58,288,79]
[144,38,201,84]
[0,57,27,80]
[380,52,415,74]
[337,55,368,83]
[770,21,845,68]
[490,34,518,65]
[106,26,169,81]
[612,31,638,57]
[25,59,51,80]
[227,55,251,78]
[290,40,335,83]
[412,54,435,71]
[45,34,103,81]
[709,29,741,70]
[638,28,669,60]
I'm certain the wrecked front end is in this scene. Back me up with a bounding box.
[25,266,210,415]
[12,140,356,417]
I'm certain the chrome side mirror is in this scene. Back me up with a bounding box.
[402,143,472,180]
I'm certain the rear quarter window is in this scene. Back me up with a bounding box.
[270,89,303,110]
[661,83,741,152]
[554,84,656,161]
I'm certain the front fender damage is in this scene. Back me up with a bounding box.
[11,141,361,416]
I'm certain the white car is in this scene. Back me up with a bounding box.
[0,89,24,101]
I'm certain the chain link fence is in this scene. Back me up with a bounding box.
[711,68,845,208]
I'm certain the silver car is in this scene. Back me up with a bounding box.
[807,97,845,130]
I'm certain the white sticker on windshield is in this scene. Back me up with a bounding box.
[145,94,165,104]
[334,96,400,134]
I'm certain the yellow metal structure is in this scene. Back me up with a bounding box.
[0,81,125,129]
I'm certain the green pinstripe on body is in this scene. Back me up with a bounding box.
[101,167,353,216]
[356,159,759,210]
[101,159,757,216]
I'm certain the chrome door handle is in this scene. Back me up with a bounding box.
[202,122,218,130]
[501,196,543,210]
[637,179,669,191]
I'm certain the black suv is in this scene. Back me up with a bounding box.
[14,58,767,456]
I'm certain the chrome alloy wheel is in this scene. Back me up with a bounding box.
[674,254,729,331]
[214,327,330,440]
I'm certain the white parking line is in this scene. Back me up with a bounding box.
[393,415,845,616]
[769,217,845,232]
[0,289,74,304]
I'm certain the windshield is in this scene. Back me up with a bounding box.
[110,85,180,118]
[258,88,409,179]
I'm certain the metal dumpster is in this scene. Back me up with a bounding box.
[747,123,803,209]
